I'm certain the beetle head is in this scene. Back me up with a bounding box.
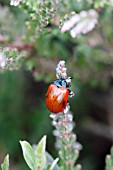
[53,77,72,88]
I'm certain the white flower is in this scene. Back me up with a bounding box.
[56,60,67,79]
[10,0,21,6]
[61,9,98,38]
[50,113,59,120]
[74,142,83,151]
[0,52,7,69]
[53,130,60,137]
[64,104,70,114]
[61,14,80,33]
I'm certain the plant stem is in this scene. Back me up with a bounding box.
[51,61,82,170]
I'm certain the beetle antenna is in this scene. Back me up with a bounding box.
[68,76,73,79]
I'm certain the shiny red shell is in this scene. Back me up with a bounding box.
[46,84,69,113]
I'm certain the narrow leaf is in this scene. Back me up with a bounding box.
[35,136,47,169]
[1,155,9,170]
[20,141,36,170]
[36,153,46,170]
[46,152,60,170]
[50,158,59,170]
[36,135,46,154]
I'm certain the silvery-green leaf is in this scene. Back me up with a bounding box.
[1,155,9,170]
[36,153,46,170]
[50,158,59,170]
[20,141,36,170]
[46,152,60,170]
[34,136,47,169]
[36,135,46,154]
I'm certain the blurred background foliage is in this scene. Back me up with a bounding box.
[0,0,113,170]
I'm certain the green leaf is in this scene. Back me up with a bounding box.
[20,141,36,170]
[1,155,9,170]
[46,152,60,170]
[49,158,59,170]
[105,155,112,170]
[105,146,113,170]
[47,164,51,170]
[35,136,47,170]
[74,164,82,170]
[110,146,113,163]
[36,135,46,154]
[36,153,46,170]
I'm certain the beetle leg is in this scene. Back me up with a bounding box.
[65,77,73,88]
[68,89,74,98]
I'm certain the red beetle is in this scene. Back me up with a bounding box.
[46,77,72,113]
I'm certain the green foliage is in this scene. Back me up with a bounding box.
[0,0,113,170]
[105,147,113,170]
[35,136,46,169]
[20,141,36,170]
[0,47,27,71]
[20,136,59,170]
[46,152,60,170]
[1,0,113,87]
[1,155,9,170]
[0,4,26,40]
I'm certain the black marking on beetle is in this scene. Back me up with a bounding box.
[61,99,66,107]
